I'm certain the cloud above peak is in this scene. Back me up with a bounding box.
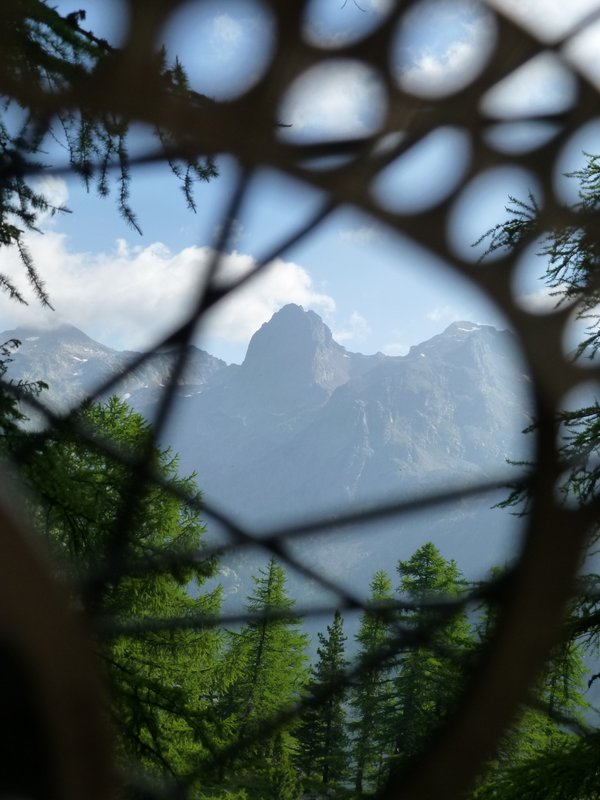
[0,230,335,357]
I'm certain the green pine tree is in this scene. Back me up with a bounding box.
[297,609,350,795]
[0,337,47,438]
[270,733,302,800]
[350,570,397,797]
[219,557,308,798]
[472,152,600,798]
[472,598,590,798]
[391,543,474,770]
[19,396,224,785]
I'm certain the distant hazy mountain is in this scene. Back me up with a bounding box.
[1,323,226,413]
[1,306,534,600]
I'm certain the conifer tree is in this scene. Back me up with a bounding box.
[470,160,600,797]
[350,570,397,796]
[19,396,224,784]
[220,558,308,798]
[0,337,47,438]
[297,610,349,794]
[471,637,590,799]
[391,543,474,770]
[480,155,600,516]
[471,575,590,798]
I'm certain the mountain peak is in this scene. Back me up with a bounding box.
[406,320,508,362]
[442,321,483,335]
[3,322,110,350]
[264,303,331,337]
[242,304,334,370]
[238,304,354,412]
[275,303,305,317]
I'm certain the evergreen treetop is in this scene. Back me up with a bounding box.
[18,396,224,784]
[471,153,600,799]
[351,570,396,797]
[393,543,474,768]
[297,609,349,793]
[216,558,308,799]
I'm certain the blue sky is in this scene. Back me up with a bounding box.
[1,0,600,363]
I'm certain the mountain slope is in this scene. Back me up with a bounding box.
[1,308,534,594]
[162,313,531,522]
[1,323,226,414]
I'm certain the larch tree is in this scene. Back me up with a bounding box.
[297,609,350,794]
[350,570,397,797]
[391,543,474,772]
[17,396,224,784]
[0,0,217,307]
[0,336,47,437]
[472,637,589,800]
[219,557,308,799]
[468,153,600,800]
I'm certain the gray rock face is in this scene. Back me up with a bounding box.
[1,307,534,596]
[158,313,531,526]
[1,323,226,414]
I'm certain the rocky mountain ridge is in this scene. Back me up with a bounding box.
[1,323,226,412]
[1,305,534,596]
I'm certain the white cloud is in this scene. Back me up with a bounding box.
[207,252,336,344]
[368,0,394,11]
[212,13,243,55]
[333,311,371,344]
[402,39,476,89]
[29,176,70,227]
[0,231,335,353]
[338,225,380,245]
[480,51,577,118]
[426,305,465,323]
[488,1,600,87]
[280,60,386,141]
[399,13,494,97]
[563,17,600,87]
[515,284,566,314]
[381,340,409,357]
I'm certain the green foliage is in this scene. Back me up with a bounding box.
[0,337,47,436]
[350,571,396,796]
[473,734,600,800]
[20,396,224,783]
[392,543,474,767]
[297,610,350,793]
[219,557,308,798]
[474,633,589,797]
[4,382,594,798]
[474,193,540,262]
[479,155,600,512]
[473,157,600,798]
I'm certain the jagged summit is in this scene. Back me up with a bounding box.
[406,318,509,358]
[440,321,505,339]
[244,306,500,367]
[2,322,103,348]
[2,323,226,415]
[1,311,533,587]
[443,321,483,334]
[242,304,335,369]
[238,304,353,412]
